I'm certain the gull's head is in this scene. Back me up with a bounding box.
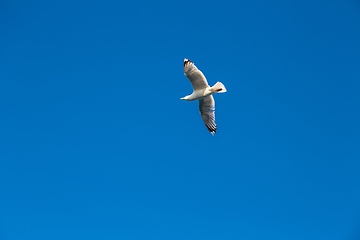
[180,95,190,100]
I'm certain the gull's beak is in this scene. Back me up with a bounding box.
[180,97,185,100]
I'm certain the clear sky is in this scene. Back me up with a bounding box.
[1,0,360,239]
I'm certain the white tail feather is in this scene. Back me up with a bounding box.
[211,82,227,93]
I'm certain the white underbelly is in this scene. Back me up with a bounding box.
[188,89,212,101]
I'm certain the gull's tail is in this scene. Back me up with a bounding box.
[212,82,227,93]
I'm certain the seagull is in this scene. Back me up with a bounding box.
[181,58,227,135]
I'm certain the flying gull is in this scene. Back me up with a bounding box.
[181,58,227,135]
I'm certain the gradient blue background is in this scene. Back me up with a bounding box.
[1,0,360,239]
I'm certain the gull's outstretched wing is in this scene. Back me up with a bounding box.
[183,59,209,90]
[199,95,217,135]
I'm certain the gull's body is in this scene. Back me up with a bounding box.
[181,58,227,135]
[183,88,211,101]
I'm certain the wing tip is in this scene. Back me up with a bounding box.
[183,58,192,67]
[205,124,217,135]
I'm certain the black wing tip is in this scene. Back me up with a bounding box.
[206,124,217,135]
[183,58,192,67]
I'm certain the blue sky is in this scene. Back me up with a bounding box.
[1,0,360,239]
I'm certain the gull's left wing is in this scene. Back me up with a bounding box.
[183,59,209,91]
